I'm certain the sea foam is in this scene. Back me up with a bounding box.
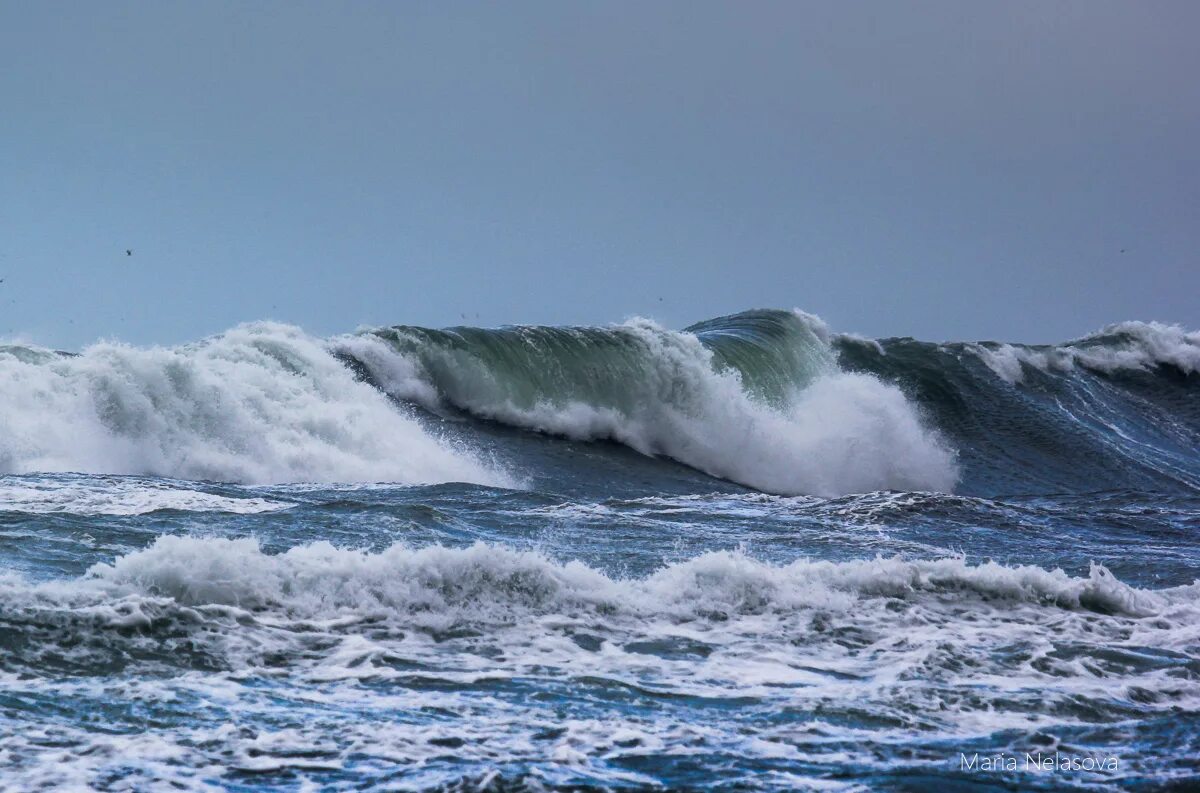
[0,323,513,488]
[84,535,1178,622]
[969,320,1200,385]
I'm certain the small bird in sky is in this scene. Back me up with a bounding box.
[126,249,133,256]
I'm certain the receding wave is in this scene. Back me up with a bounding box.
[0,474,295,515]
[84,535,1180,620]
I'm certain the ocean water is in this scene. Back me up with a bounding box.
[0,309,1197,791]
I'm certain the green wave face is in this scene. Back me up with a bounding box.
[369,309,836,416]
[343,309,959,497]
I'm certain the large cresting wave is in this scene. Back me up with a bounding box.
[4,309,1196,497]
[334,310,960,496]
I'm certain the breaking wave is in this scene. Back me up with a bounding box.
[57,534,1187,623]
[3,309,1196,497]
[0,323,513,488]
[3,532,1195,790]
[335,310,959,497]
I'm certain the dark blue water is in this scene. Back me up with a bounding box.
[0,311,1197,791]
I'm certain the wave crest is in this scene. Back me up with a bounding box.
[967,321,1200,385]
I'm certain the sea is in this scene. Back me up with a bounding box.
[0,309,1197,791]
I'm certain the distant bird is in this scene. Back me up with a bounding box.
[1120,249,1126,254]
[126,249,133,256]
[658,296,663,301]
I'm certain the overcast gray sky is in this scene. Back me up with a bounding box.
[2,0,1197,349]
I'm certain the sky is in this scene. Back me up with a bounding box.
[1,1,1197,349]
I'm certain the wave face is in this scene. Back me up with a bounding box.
[834,320,1200,494]
[0,323,513,488]
[334,310,959,497]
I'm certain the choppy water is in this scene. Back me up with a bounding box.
[1,310,1197,791]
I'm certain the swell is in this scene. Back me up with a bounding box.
[834,321,1200,494]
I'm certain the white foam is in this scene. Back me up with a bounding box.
[833,331,886,355]
[84,535,1182,622]
[1071,320,1200,374]
[0,323,514,487]
[497,364,957,498]
[970,321,1200,384]
[0,476,293,516]
[3,538,1196,789]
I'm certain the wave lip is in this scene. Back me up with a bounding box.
[339,309,959,497]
